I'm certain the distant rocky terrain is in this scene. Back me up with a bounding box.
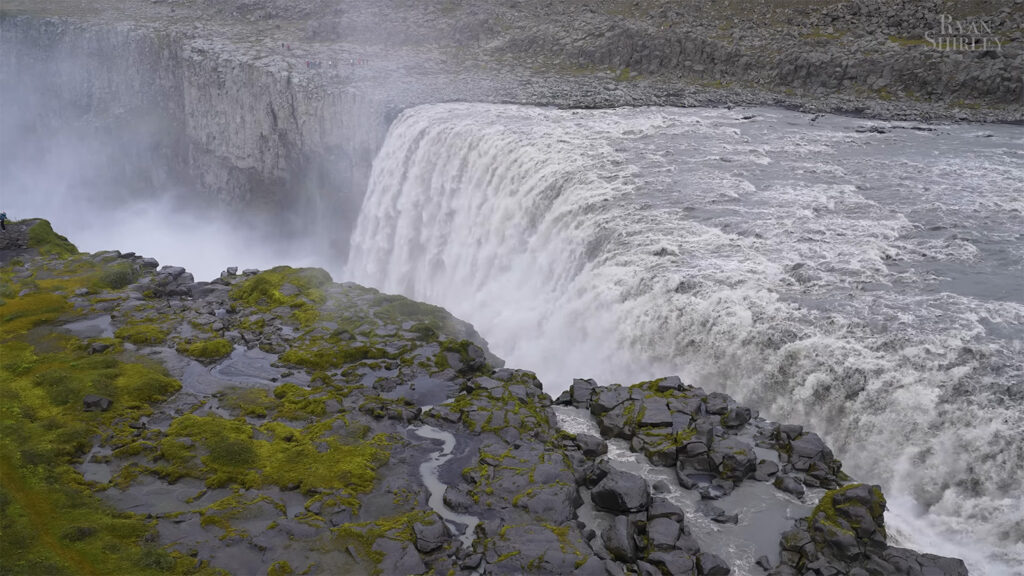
[0,220,973,575]
[1,0,1021,252]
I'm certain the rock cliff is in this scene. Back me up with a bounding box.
[0,219,971,575]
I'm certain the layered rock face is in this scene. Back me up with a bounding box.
[0,219,971,575]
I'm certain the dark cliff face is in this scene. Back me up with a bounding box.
[0,219,970,575]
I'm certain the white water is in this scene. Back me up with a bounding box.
[346,103,1024,575]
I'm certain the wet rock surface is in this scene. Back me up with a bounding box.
[0,220,971,575]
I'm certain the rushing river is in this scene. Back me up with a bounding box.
[346,104,1024,575]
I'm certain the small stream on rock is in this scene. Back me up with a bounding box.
[411,423,481,549]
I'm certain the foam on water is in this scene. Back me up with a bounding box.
[346,103,1024,575]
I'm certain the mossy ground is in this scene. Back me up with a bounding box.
[230,266,331,328]
[0,294,217,575]
[26,219,79,258]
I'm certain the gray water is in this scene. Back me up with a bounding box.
[347,104,1024,575]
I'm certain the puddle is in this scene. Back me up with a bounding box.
[62,314,114,339]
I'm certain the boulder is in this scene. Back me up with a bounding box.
[600,515,636,562]
[647,517,681,551]
[591,469,650,513]
[647,551,696,576]
[82,394,112,412]
[570,378,597,407]
[574,433,608,458]
[721,406,751,428]
[591,385,631,416]
[412,520,449,553]
[87,342,111,355]
[697,552,731,576]
[638,398,673,427]
[709,437,757,481]
[754,460,780,482]
[704,392,732,415]
[648,496,685,523]
[773,475,805,498]
[654,376,684,392]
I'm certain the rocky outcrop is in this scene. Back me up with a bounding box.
[772,483,969,576]
[0,219,973,575]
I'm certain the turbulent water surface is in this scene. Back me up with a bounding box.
[346,104,1024,575]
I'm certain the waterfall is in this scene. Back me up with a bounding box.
[346,103,1024,576]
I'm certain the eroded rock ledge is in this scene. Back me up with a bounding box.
[0,219,969,576]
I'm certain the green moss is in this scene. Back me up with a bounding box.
[0,293,72,339]
[279,337,386,371]
[115,324,169,346]
[332,510,434,573]
[176,339,233,361]
[97,263,139,290]
[268,560,294,576]
[372,294,449,329]
[0,327,198,575]
[495,551,521,562]
[154,413,393,496]
[27,219,78,258]
[230,266,330,327]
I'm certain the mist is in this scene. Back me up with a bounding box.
[0,29,348,282]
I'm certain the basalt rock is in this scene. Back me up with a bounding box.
[773,484,967,576]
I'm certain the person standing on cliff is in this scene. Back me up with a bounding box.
[0,211,7,231]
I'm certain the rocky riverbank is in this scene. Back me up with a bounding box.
[0,219,973,575]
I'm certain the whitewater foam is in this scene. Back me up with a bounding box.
[346,103,1024,575]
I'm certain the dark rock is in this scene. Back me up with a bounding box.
[773,475,805,498]
[704,392,732,415]
[574,433,608,458]
[698,479,734,500]
[87,342,111,355]
[776,424,803,441]
[755,555,773,571]
[554,390,572,405]
[591,469,650,513]
[652,479,671,494]
[461,554,483,569]
[647,551,696,576]
[639,398,673,427]
[754,460,780,482]
[82,394,112,412]
[697,552,731,576]
[636,560,662,576]
[675,533,701,555]
[655,375,684,392]
[591,385,630,416]
[583,460,611,488]
[711,513,739,525]
[649,496,685,523]
[412,520,449,553]
[600,515,636,562]
[720,406,751,428]
[648,517,681,551]
[570,378,597,407]
[443,486,474,512]
[372,539,426,575]
[709,437,757,481]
